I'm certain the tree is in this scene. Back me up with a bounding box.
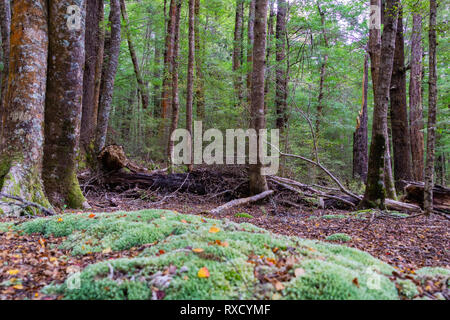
[95,0,121,153]
[0,0,10,136]
[275,0,288,132]
[390,7,412,191]
[43,0,88,209]
[186,0,195,171]
[249,0,269,195]
[120,0,150,110]
[424,0,438,216]
[264,0,275,113]
[194,0,205,120]
[409,12,424,182]
[80,0,104,157]
[0,0,51,213]
[353,55,369,182]
[233,0,244,110]
[361,0,399,209]
[246,0,256,110]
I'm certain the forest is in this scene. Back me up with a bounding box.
[0,0,448,303]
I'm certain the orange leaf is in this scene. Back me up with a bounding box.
[13,284,23,290]
[57,218,63,222]
[198,267,210,278]
[88,214,96,218]
[181,219,188,224]
[192,248,204,253]
[209,226,220,233]
[7,269,19,276]
[273,280,284,291]
[221,241,229,248]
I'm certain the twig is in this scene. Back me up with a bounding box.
[208,190,274,215]
[0,193,55,216]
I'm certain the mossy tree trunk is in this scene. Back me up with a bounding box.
[0,0,10,138]
[194,0,205,121]
[275,0,288,133]
[0,0,51,214]
[249,0,269,195]
[43,0,88,209]
[361,0,399,209]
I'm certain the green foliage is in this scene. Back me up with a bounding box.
[234,212,254,219]
[326,233,352,242]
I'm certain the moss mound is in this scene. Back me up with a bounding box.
[15,210,408,300]
[326,233,352,242]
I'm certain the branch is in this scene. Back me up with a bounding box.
[0,193,55,216]
[208,190,274,215]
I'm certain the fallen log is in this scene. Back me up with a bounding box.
[208,190,274,215]
[98,145,150,173]
[403,182,450,213]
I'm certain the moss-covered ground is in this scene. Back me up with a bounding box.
[5,209,448,300]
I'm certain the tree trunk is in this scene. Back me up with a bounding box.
[390,8,412,191]
[43,0,88,209]
[353,55,369,182]
[167,0,182,171]
[80,0,104,162]
[120,0,149,110]
[0,0,51,214]
[264,0,275,114]
[95,0,121,153]
[249,0,269,195]
[186,0,195,171]
[194,0,205,120]
[424,0,438,216]
[233,0,244,110]
[246,0,256,110]
[275,0,288,132]
[409,13,424,181]
[0,0,10,139]
[361,0,399,209]
[153,37,162,116]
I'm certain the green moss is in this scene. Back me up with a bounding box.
[66,171,87,209]
[18,209,406,300]
[396,279,419,299]
[234,212,254,219]
[0,222,13,232]
[326,233,352,242]
[322,214,348,220]
[415,267,450,277]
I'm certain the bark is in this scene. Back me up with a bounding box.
[264,0,275,113]
[233,0,244,109]
[194,0,205,120]
[0,0,10,137]
[246,0,256,109]
[0,0,51,214]
[249,0,269,195]
[95,0,121,153]
[209,190,274,215]
[153,37,162,115]
[167,0,182,171]
[390,9,412,191]
[353,55,369,182]
[424,0,438,216]
[361,0,399,209]
[80,0,104,154]
[368,0,381,98]
[120,0,149,110]
[44,0,88,209]
[409,13,424,181]
[275,0,288,132]
[186,0,195,171]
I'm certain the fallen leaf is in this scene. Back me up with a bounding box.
[102,247,112,254]
[294,268,305,277]
[352,278,360,288]
[198,267,210,278]
[7,269,20,276]
[13,284,23,290]
[88,214,96,218]
[209,226,220,233]
[273,280,284,291]
[181,219,188,224]
[57,218,63,222]
[192,248,204,253]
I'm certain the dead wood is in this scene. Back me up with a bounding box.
[208,190,274,215]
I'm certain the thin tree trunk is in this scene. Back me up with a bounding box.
[233,0,244,110]
[390,8,412,191]
[409,13,424,181]
[194,0,205,120]
[120,0,149,110]
[167,0,182,171]
[249,0,269,195]
[246,0,256,110]
[264,0,275,113]
[44,0,88,209]
[153,37,162,115]
[275,0,287,132]
[186,0,195,172]
[0,0,51,214]
[95,0,121,154]
[0,0,10,139]
[424,0,438,216]
[81,0,104,160]
[353,54,369,182]
[361,0,399,209]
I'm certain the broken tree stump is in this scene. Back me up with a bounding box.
[403,182,450,213]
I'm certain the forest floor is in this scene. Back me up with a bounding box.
[0,168,448,300]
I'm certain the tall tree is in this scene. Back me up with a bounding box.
[44,0,88,209]
[353,54,369,182]
[80,0,104,157]
[186,0,195,171]
[233,0,244,110]
[361,0,399,209]
[95,0,121,153]
[249,0,269,195]
[424,0,438,216]
[0,0,10,136]
[0,0,51,213]
[409,13,424,181]
[264,0,275,113]
[246,0,256,109]
[275,0,288,132]
[194,0,205,120]
[390,8,412,190]
[167,0,182,170]
[120,0,150,110]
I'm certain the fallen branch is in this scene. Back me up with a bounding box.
[0,193,55,216]
[208,190,274,215]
